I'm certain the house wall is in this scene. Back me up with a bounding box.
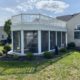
[67,14,80,47]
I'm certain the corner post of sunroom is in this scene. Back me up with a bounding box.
[48,31,50,51]
[38,30,41,54]
[56,31,57,46]
[61,32,62,47]
[66,32,68,46]
[21,30,24,55]
[11,31,13,52]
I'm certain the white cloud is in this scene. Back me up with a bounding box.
[4,8,17,14]
[16,2,33,12]
[0,0,69,14]
[0,7,17,14]
[36,0,69,13]
[16,0,38,12]
[16,0,69,13]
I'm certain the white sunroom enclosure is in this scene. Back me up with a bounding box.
[11,14,67,55]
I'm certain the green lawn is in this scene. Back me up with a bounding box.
[0,46,3,53]
[0,51,80,80]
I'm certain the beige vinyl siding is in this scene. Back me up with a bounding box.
[67,14,80,46]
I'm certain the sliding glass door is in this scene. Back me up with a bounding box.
[13,31,21,53]
[50,31,56,50]
[24,31,38,53]
[57,32,61,47]
[62,32,66,47]
[41,31,49,52]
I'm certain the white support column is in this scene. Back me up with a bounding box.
[11,31,13,52]
[56,31,57,46]
[66,32,68,46]
[61,32,62,47]
[48,31,50,51]
[38,30,41,54]
[21,30,24,55]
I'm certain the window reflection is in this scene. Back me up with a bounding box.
[74,31,80,39]
[50,31,56,50]
[24,31,38,53]
[13,31,21,53]
[57,32,61,47]
[41,31,49,52]
[62,32,66,47]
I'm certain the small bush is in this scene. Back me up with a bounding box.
[4,45,11,51]
[13,54,19,60]
[67,42,76,50]
[0,40,7,45]
[26,52,34,60]
[0,42,4,46]
[59,48,67,53]
[0,52,3,56]
[43,51,53,59]
[3,45,11,55]
[2,49,6,54]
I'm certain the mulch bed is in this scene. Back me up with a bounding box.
[0,51,70,62]
[0,55,46,61]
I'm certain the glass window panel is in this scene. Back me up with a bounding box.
[12,15,21,24]
[62,32,66,47]
[74,31,80,39]
[50,31,56,50]
[24,31,38,53]
[57,32,61,47]
[41,31,49,52]
[22,15,40,23]
[13,31,21,53]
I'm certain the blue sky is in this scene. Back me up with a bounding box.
[0,0,80,26]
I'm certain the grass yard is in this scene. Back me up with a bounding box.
[0,51,80,80]
[0,46,3,53]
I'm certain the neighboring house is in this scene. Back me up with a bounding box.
[57,12,80,47]
[0,26,7,41]
[9,13,80,55]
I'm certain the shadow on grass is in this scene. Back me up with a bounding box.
[0,51,74,75]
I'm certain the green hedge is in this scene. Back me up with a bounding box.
[67,42,76,50]
[59,48,67,53]
[26,52,34,60]
[43,51,53,59]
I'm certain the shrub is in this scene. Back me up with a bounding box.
[0,52,3,56]
[0,41,4,46]
[26,52,34,60]
[59,48,67,53]
[13,54,19,60]
[0,40,7,45]
[67,42,76,50]
[43,51,53,59]
[4,45,11,51]
[3,45,11,55]
[2,49,6,54]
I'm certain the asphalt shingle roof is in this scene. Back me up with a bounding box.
[56,13,80,21]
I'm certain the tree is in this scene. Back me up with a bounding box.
[4,19,12,44]
[4,19,12,35]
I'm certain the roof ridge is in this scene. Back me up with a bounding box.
[57,12,80,17]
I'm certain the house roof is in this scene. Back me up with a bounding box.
[0,26,3,27]
[56,13,80,21]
